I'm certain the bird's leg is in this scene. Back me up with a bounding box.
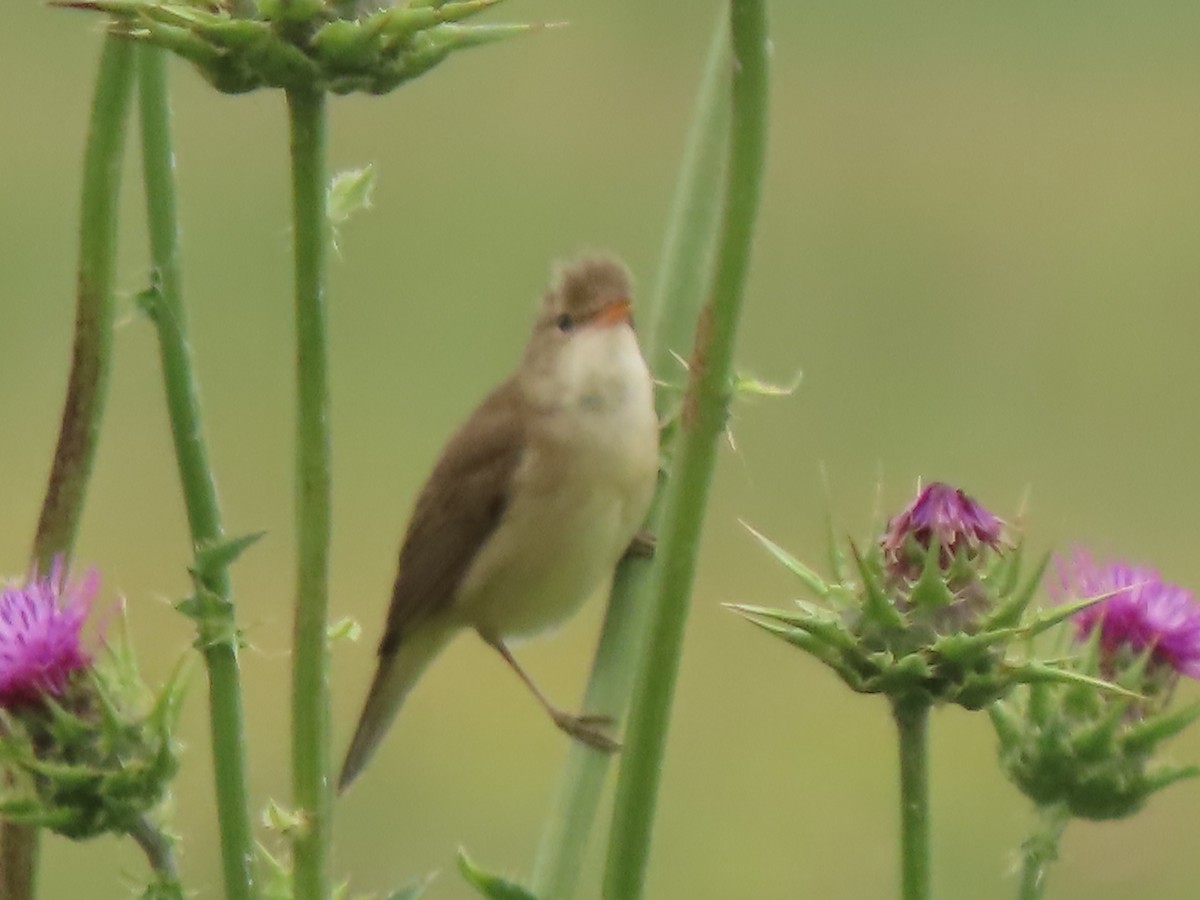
[480,633,621,753]
[624,529,656,559]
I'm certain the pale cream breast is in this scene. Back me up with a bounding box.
[457,464,637,638]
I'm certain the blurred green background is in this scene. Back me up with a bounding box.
[4,1,1200,897]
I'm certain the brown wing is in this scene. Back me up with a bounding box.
[378,378,526,656]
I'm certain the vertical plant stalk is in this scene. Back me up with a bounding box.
[602,1,770,897]
[641,12,732,383]
[1017,804,1069,900]
[31,35,133,566]
[287,86,333,900]
[137,45,256,900]
[893,699,932,900]
[0,35,135,900]
[529,13,731,899]
[528,496,660,899]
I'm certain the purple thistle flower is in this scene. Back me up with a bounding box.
[1053,547,1200,680]
[882,482,1005,575]
[0,559,98,709]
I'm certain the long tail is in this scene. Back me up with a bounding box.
[338,626,456,792]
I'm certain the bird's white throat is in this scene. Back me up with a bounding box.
[552,323,653,418]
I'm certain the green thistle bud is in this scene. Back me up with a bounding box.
[56,0,544,96]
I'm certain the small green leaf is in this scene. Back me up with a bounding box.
[140,20,254,91]
[731,368,802,398]
[175,589,231,623]
[1011,661,1142,699]
[425,21,550,54]
[1124,701,1200,753]
[739,520,829,598]
[40,696,93,746]
[1070,701,1128,758]
[907,539,954,610]
[0,799,41,821]
[176,589,242,650]
[1018,586,1120,640]
[328,616,362,643]
[328,164,377,227]
[888,652,932,681]
[379,0,505,40]
[988,701,1021,749]
[987,540,1023,597]
[850,542,904,630]
[255,841,292,899]
[725,603,857,652]
[19,757,103,789]
[726,609,858,681]
[100,598,143,688]
[134,283,163,322]
[983,550,1049,630]
[313,18,386,69]
[933,629,1013,662]
[818,469,852,584]
[457,848,538,900]
[147,652,194,733]
[1144,764,1200,794]
[261,798,308,837]
[193,531,265,578]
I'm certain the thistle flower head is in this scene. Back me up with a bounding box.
[1053,548,1200,682]
[0,560,98,709]
[730,484,1079,712]
[882,481,1005,578]
[0,584,188,842]
[990,546,1200,822]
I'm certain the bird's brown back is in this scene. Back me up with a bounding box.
[378,378,526,656]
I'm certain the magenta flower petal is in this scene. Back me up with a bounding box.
[882,482,1004,574]
[1053,547,1200,680]
[0,559,98,709]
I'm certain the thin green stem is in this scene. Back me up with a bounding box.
[642,13,732,398]
[602,2,770,897]
[287,86,332,900]
[137,45,256,900]
[30,34,133,571]
[1017,804,1070,900]
[893,699,932,900]
[128,814,184,900]
[0,35,135,900]
[529,14,731,899]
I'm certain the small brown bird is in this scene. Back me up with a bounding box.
[339,256,659,791]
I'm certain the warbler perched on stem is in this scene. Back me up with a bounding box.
[339,256,659,791]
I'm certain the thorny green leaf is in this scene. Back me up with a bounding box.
[457,847,539,900]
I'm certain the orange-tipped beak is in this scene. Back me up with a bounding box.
[591,298,632,328]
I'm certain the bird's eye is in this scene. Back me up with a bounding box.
[555,313,573,332]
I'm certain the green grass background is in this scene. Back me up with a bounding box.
[4,2,1200,897]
